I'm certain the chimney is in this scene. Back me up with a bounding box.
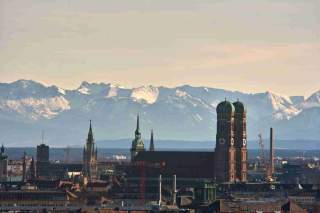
[269,127,274,178]
[159,174,162,206]
[172,174,177,205]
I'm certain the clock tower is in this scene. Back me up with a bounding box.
[233,101,248,182]
[215,100,236,183]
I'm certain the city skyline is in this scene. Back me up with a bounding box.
[0,2,319,211]
[1,0,319,96]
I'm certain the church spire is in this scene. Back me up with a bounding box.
[1,144,4,154]
[149,129,155,151]
[0,144,7,160]
[83,120,97,181]
[135,114,141,138]
[131,114,145,161]
[87,120,94,143]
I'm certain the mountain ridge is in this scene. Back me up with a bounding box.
[0,79,319,146]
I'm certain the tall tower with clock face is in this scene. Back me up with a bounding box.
[233,101,248,182]
[215,100,236,183]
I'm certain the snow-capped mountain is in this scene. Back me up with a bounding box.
[0,80,319,146]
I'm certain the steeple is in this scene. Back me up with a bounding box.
[0,144,8,160]
[149,129,155,151]
[83,120,97,180]
[87,120,94,143]
[131,114,145,161]
[0,144,4,154]
[135,114,141,138]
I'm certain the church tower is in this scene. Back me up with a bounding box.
[0,145,8,182]
[83,120,98,181]
[214,100,236,183]
[131,115,145,161]
[233,100,248,182]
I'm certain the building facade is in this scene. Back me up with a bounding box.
[36,144,49,162]
[132,100,248,184]
[83,120,98,181]
[36,143,50,178]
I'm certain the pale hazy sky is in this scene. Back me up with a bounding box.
[0,0,319,96]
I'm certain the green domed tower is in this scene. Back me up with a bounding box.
[131,115,145,161]
[215,99,236,183]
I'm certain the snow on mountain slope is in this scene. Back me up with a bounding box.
[275,107,320,140]
[0,80,61,99]
[131,86,159,104]
[0,80,71,120]
[175,89,188,98]
[57,87,66,95]
[77,81,121,96]
[106,84,119,98]
[302,90,320,108]
[290,96,305,105]
[266,92,300,120]
[0,96,70,120]
[0,79,319,145]
[78,86,90,95]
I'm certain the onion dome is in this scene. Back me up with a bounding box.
[216,99,235,114]
[233,100,246,113]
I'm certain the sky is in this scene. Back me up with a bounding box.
[0,0,319,97]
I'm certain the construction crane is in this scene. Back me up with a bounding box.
[258,133,266,170]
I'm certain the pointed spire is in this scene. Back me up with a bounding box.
[135,114,141,137]
[149,129,155,151]
[136,114,140,131]
[89,119,93,135]
[1,144,4,154]
[87,120,94,143]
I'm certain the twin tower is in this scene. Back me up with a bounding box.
[215,100,248,183]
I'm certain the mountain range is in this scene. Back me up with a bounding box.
[0,79,319,147]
